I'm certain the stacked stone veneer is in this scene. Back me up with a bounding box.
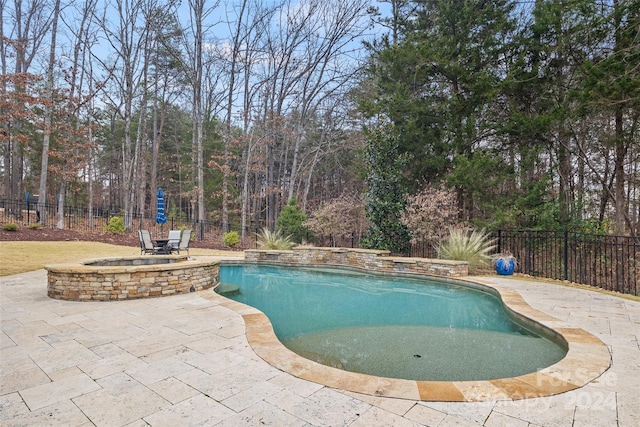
[244,247,468,277]
[46,256,220,301]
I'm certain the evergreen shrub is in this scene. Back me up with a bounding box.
[223,231,239,247]
[276,198,310,243]
[104,216,126,234]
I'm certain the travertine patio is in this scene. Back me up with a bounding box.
[1,262,638,426]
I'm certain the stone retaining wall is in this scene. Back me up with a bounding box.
[46,256,220,301]
[244,247,468,277]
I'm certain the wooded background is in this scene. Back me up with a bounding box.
[2,0,639,244]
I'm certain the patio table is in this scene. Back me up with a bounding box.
[154,238,171,254]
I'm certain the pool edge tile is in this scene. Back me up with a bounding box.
[217,270,612,402]
[417,381,466,401]
[453,380,512,402]
[242,311,422,400]
[489,370,580,400]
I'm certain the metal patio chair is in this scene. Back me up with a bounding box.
[139,230,162,255]
[167,230,182,253]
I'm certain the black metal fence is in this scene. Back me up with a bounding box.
[303,229,639,296]
[494,230,638,296]
[0,197,259,246]
[2,198,638,295]
[314,230,638,296]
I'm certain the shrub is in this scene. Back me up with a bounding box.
[256,228,294,250]
[2,223,18,231]
[304,193,367,243]
[401,183,459,244]
[103,216,126,234]
[222,231,239,247]
[437,227,496,273]
[276,198,310,243]
[167,204,187,222]
[360,123,412,255]
[28,222,42,230]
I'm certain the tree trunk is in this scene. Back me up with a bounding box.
[240,132,255,243]
[88,143,94,228]
[222,0,249,235]
[37,0,61,226]
[614,106,627,233]
[56,181,65,229]
[188,0,207,228]
[557,125,573,226]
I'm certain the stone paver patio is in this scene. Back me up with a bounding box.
[1,264,638,426]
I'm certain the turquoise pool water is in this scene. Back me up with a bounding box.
[219,264,567,381]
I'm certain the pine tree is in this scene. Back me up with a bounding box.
[276,197,310,244]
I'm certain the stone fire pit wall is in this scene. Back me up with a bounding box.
[244,247,468,277]
[46,256,220,301]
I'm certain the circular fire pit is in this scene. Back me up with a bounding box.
[46,256,219,301]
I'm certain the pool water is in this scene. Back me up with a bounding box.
[220,264,567,381]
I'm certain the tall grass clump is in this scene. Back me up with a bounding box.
[437,227,496,273]
[256,228,294,250]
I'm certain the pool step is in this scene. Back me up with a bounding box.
[216,283,240,296]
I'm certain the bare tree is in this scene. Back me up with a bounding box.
[94,0,150,229]
[1,0,51,213]
[249,0,368,228]
[285,0,370,203]
[37,0,60,226]
[217,0,278,240]
[182,0,220,229]
[147,7,184,211]
[220,0,250,235]
[64,0,100,227]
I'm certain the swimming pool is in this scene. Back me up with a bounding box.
[219,264,567,381]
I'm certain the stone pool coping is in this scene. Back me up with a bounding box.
[245,247,468,277]
[211,267,611,402]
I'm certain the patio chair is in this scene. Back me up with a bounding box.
[139,230,162,255]
[176,229,192,255]
[167,230,182,253]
